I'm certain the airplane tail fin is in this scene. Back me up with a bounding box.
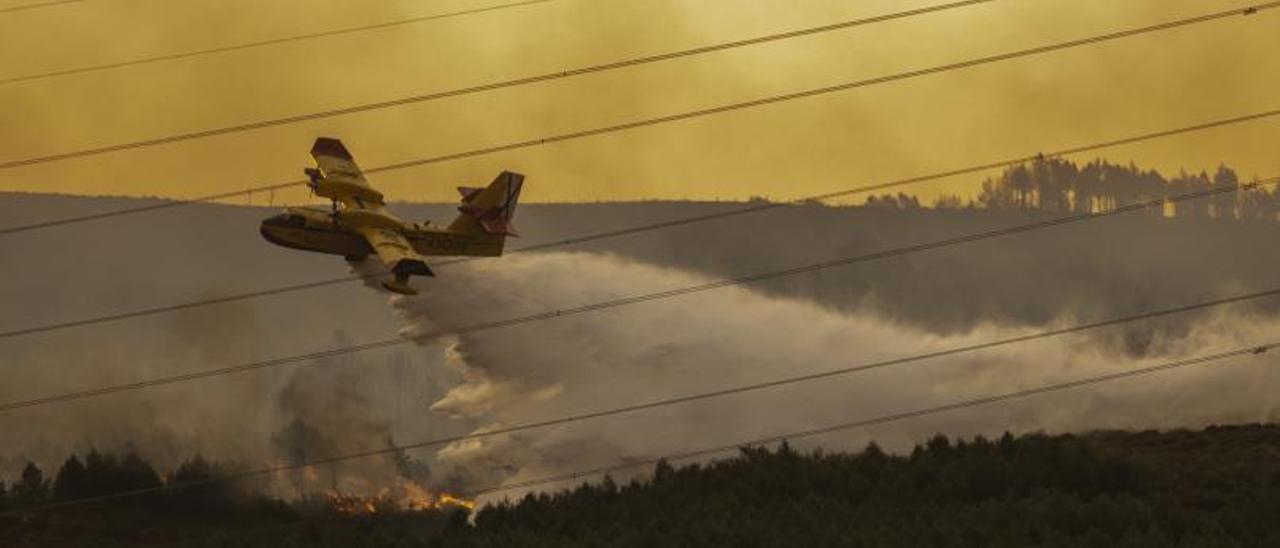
[448,171,524,237]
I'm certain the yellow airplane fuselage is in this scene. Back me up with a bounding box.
[267,138,522,295]
[259,207,505,260]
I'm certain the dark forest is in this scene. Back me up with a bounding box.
[5,424,1280,547]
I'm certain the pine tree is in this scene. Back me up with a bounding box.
[120,453,162,492]
[13,462,48,505]
[653,459,675,484]
[170,454,235,510]
[84,449,119,496]
[54,454,89,500]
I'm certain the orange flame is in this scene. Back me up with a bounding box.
[438,493,477,511]
[326,491,382,515]
[325,478,475,514]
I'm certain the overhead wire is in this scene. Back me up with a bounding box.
[0,0,84,15]
[2,177,1275,413]
[8,336,1274,517]
[0,0,1000,168]
[0,1,1271,212]
[148,336,1280,547]
[158,335,1280,548]
[0,4,1272,348]
[0,0,555,86]
[468,342,1277,498]
[2,108,1277,341]
[0,0,1273,535]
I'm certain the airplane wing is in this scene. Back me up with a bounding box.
[311,137,366,183]
[308,138,385,208]
[357,226,433,277]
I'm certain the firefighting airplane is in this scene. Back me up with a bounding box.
[260,138,523,295]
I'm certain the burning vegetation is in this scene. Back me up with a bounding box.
[325,478,475,515]
[264,419,476,515]
[6,426,1280,546]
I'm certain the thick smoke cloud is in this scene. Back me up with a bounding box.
[382,251,1280,501]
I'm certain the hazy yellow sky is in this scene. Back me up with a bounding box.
[0,0,1277,205]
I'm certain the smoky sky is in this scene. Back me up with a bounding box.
[0,0,1277,204]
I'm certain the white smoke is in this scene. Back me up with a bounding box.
[370,252,1280,501]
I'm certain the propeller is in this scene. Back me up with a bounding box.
[304,167,323,190]
[304,167,340,224]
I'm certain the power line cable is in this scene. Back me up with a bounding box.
[469,342,1276,498]
[1,0,1271,186]
[0,0,84,15]
[1,177,1273,413]
[137,310,1280,547]
[0,0,1001,169]
[0,0,554,86]
[2,108,1277,340]
[8,336,1273,517]
[153,338,1280,548]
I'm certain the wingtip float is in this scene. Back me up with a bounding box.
[260,137,524,296]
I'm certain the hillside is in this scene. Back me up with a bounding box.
[5,191,1280,339]
[4,425,1280,547]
